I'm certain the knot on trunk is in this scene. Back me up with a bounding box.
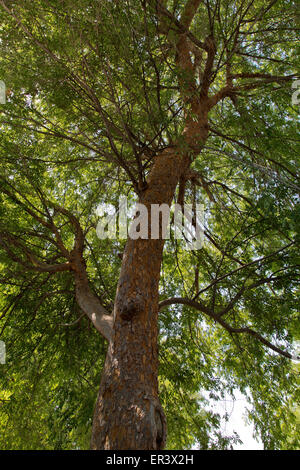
[119,292,145,321]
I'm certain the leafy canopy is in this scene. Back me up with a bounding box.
[0,0,299,449]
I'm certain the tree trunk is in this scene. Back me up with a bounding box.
[91,123,208,449]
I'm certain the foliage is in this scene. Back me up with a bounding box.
[0,0,299,449]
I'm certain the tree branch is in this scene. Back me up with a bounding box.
[154,0,208,51]
[180,0,203,29]
[209,74,296,108]
[0,188,113,341]
[0,232,71,273]
[159,297,298,360]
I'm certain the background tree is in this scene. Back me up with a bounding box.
[0,0,299,450]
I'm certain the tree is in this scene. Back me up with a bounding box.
[0,0,299,450]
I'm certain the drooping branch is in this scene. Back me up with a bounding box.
[159,297,298,360]
[218,271,299,318]
[0,232,72,273]
[0,0,141,192]
[209,74,297,109]
[203,143,300,192]
[46,201,114,342]
[192,241,295,300]
[0,183,113,341]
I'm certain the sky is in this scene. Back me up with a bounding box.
[205,390,263,450]
[219,391,263,450]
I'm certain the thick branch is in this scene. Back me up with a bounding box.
[155,0,208,51]
[219,272,298,317]
[180,0,203,29]
[74,273,113,341]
